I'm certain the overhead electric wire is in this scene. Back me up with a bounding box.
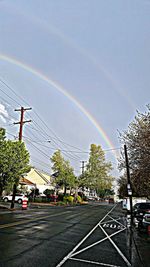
[0,77,121,164]
[31,156,50,167]
[21,135,121,154]
[30,121,81,160]
[0,95,16,109]
[26,125,81,160]
[0,77,86,152]
[31,159,50,169]
[0,85,21,106]
[25,139,51,159]
[0,78,80,160]
[5,131,17,139]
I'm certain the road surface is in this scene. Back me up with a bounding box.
[0,202,145,267]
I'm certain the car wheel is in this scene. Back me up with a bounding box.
[18,199,22,204]
[4,198,8,202]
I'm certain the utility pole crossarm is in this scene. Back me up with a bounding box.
[14,107,32,112]
[14,120,32,125]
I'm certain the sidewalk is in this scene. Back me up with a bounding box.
[133,228,150,267]
[0,201,22,212]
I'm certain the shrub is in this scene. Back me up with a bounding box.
[67,196,74,203]
[63,195,74,204]
[34,197,43,203]
[57,194,64,201]
[76,195,82,203]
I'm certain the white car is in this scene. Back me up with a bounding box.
[3,194,28,204]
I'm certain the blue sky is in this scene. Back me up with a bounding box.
[0,0,150,181]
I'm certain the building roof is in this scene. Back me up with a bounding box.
[22,168,52,186]
[20,177,35,186]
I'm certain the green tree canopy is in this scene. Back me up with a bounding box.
[79,144,114,193]
[118,105,150,197]
[0,128,6,141]
[0,128,31,196]
[50,150,76,194]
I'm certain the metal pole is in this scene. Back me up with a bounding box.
[124,144,133,225]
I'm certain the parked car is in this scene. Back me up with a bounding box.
[3,194,28,204]
[109,198,114,204]
[47,194,58,202]
[138,213,150,232]
[133,202,150,221]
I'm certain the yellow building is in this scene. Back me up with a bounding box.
[20,168,55,193]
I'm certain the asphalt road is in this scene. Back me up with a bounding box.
[0,203,146,267]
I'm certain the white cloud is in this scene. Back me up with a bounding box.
[0,114,6,123]
[0,103,9,123]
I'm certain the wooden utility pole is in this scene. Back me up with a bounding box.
[124,144,133,226]
[10,107,32,209]
[14,107,32,141]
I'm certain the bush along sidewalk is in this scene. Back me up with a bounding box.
[30,194,86,206]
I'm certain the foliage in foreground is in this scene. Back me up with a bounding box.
[0,128,31,196]
[118,105,150,198]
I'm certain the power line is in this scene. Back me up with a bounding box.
[0,77,121,164]
[0,79,89,159]
[26,139,51,159]
[0,77,86,153]
[0,78,80,160]
[0,85,21,106]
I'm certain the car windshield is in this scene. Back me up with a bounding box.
[134,203,140,208]
[139,203,150,209]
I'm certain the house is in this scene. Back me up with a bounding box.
[19,168,55,194]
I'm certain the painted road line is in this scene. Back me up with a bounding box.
[101,218,121,224]
[71,228,125,258]
[102,223,124,230]
[0,211,71,229]
[107,215,126,228]
[99,225,131,267]
[101,218,125,228]
[70,257,121,267]
[56,204,118,267]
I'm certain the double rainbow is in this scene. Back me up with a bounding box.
[0,53,117,157]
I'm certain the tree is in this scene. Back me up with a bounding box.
[50,150,76,195]
[118,105,150,197]
[117,176,128,198]
[0,128,6,141]
[0,128,31,202]
[80,144,114,193]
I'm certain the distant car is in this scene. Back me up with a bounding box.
[47,194,58,202]
[87,196,95,201]
[3,194,28,204]
[109,198,114,204]
[133,202,150,221]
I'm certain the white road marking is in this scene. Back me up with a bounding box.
[102,223,125,230]
[99,225,131,267]
[70,257,121,267]
[107,215,125,228]
[101,218,121,224]
[71,228,125,257]
[56,204,117,267]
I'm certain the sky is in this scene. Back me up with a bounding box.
[0,0,150,183]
